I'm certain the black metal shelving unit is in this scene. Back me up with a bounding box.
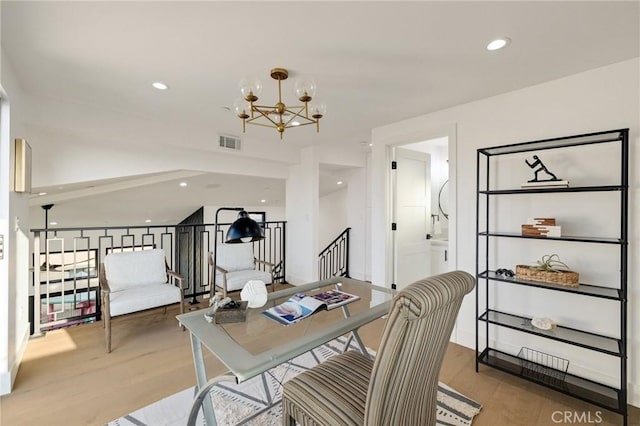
[475,129,629,425]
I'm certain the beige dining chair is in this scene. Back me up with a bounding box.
[281,271,475,426]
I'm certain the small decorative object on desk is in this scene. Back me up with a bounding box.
[521,217,561,237]
[204,292,248,324]
[521,155,569,188]
[240,280,268,308]
[516,254,579,287]
[215,300,248,324]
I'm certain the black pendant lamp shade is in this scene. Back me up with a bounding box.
[225,210,264,243]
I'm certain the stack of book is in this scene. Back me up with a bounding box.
[521,218,561,237]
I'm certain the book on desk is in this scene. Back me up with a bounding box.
[262,289,360,325]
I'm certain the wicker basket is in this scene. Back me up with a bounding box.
[515,265,579,287]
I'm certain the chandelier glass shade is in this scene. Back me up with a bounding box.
[233,68,326,139]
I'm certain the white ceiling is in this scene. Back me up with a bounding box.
[29,170,288,227]
[3,1,638,227]
[29,167,354,227]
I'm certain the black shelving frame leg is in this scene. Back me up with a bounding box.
[619,129,629,426]
[483,154,490,361]
[475,150,480,372]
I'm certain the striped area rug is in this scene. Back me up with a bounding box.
[108,338,481,426]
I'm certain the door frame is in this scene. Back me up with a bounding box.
[383,123,457,287]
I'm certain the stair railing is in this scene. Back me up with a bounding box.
[318,227,350,281]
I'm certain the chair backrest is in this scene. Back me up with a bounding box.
[216,243,255,272]
[364,271,475,425]
[104,249,167,292]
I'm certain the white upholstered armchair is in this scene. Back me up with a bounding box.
[209,244,275,298]
[100,249,184,353]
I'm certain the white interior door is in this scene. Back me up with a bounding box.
[394,147,431,289]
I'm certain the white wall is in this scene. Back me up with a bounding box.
[27,123,292,188]
[24,94,367,191]
[372,58,640,405]
[0,49,31,395]
[203,205,285,225]
[345,167,368,281]
[285,147,319,284]
[319,188,347,250]
[318,167,368,281]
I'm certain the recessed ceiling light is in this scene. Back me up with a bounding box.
[179,182,188,187]
[260,199,266,203]
[291,121,301,127]
[50,221,58,226]
[486,38,511,51]
[337,181,343,185]
[145,219,151,223]
[38,192,47,196]
[152,82,169,90]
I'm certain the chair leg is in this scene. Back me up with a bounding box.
[102,293,112,353]
[105,314,111,353]
[179,299,185,331]
[222,278,227,299]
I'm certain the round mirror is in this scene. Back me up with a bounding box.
[438,180,449,219]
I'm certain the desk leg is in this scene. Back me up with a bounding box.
[340,304,370,358]
[190,333,217,426]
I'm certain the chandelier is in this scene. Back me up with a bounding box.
[233,68,326,139]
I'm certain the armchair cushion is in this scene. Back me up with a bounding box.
[109,283,182,317]
[104,249,167,292]
[215,269,272,292]
[216,244,255,272]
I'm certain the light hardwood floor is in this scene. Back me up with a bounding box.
[1,297,637,426]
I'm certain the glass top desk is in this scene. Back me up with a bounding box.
[176,276,395,426]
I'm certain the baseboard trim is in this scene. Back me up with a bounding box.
[453,327,474,349]
[628,382,640,408]
[0,371,10,395]
[0,325,29,396]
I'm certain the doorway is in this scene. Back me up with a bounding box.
[392,147,431,289]
[391,135,453,288]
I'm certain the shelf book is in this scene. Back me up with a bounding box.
[263,289,360,325]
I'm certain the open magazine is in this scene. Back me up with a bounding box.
[262,289,360,325]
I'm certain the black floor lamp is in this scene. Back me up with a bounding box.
[211,207,264,298]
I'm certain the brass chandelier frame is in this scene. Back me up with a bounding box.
[236,68,323,139]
